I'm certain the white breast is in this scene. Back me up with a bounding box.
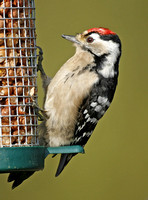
[44,47,99,147]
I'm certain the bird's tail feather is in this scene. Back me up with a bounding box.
[8,171,35,189]
[55,153,76,177]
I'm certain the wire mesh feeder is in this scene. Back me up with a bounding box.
[0,0,84,174]
[0,0,37,148]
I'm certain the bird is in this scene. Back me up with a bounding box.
[40,27,122,176]
[8,27,122,189]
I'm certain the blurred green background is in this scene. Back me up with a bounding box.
[1,0,148,199]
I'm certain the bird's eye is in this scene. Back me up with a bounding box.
[86,37,94,43]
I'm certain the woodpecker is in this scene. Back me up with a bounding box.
[8,27,122,189]
[40,27,122,176]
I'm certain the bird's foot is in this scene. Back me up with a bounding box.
[27,100,45,121]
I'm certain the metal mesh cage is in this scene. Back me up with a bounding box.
[0,0,38,147]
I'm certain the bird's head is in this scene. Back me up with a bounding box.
[62,27,121,58]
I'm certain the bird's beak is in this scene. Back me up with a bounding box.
[62,34,80,45]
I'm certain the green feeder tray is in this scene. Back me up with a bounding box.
[0,146,84,173]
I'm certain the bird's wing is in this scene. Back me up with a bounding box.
[55,74,118,177]
[73,93,99,146]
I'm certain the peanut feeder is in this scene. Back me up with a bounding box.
[0,0,84,175]
[0,0,38,147]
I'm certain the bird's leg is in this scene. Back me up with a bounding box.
[37,46,46,78]
[25,46,49,121]
[36,46,51,107]
[37,46,51,90]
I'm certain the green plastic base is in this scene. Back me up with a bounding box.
[0,146,84,173]
[0,147,45,173]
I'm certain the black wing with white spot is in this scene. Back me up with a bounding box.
[56,75,118,176]
[73,75,118,146]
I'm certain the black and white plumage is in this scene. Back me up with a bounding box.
[8,27,122,188]
[46,27,122,176]
[56,73,120,175]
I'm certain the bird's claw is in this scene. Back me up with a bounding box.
[26,100,45,121]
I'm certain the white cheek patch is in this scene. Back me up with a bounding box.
[98,41,120,78]
[86,33,120,78]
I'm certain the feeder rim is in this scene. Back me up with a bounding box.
[0,145,85,156]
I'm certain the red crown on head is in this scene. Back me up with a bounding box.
[87,27,116,35]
